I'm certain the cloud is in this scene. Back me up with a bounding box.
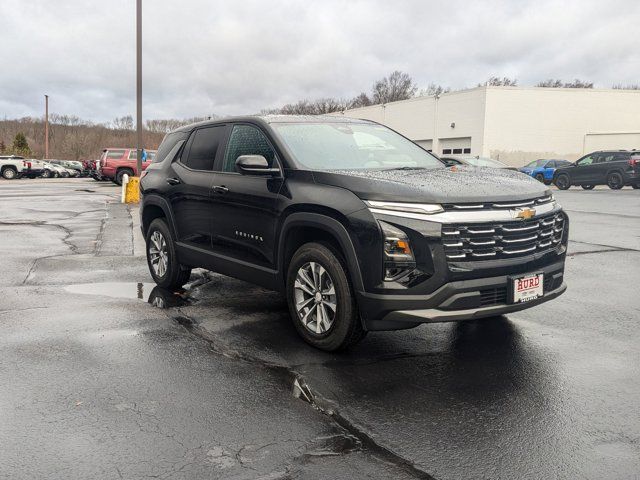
[1,0,638,122]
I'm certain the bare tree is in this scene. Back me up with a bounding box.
[536,79,564,88]
[111,115,134,130]
[563,79,593,88]
[348,92,373,108]
[612,84,640,90]
[419,83,451,97]
[479,76,518,87]
[372,71,418,104]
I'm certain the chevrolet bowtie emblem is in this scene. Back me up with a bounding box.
[515,208,535,220]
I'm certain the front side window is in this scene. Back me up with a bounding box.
[222,125,276,173]
[183,125,225,171]
[273,122,443,171]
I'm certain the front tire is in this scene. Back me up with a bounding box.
[555,173,571,190]
[146,218,191,289]
[534,173,545,183]
[286,242,365,351]
[607,172,624,190]
[41,169,51,178]
[581,185,595,190]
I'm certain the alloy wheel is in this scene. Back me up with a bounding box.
[149,231,169,277]
[293,261,337,334]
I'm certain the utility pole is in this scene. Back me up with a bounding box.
[136,0,143,176]
[44,95,49,159]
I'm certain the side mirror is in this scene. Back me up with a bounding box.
[235,155,279,176]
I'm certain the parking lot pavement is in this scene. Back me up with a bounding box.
[1,179,639,479]
[0,179,420,480]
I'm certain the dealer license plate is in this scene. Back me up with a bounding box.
[511,273,544,303]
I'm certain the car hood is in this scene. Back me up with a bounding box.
[312,166,550,204]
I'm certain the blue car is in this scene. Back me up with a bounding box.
[520,159,572,184]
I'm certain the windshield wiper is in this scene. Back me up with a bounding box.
[385,166,429,171]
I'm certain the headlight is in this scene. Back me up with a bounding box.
[365,200,443,215]
[379,221,415,281]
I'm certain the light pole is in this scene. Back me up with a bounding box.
[136,0,142,175]
[44,94,49,159]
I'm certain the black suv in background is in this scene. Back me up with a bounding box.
[553,150,640,190]
[140,116,569,350]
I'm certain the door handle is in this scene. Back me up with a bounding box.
[166,177,181,185]
[212,185,229,194]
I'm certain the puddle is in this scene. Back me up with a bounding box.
[64,282,192,308]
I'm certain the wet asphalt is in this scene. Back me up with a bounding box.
[0,179,638,479]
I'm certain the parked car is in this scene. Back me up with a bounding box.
[20,159,49,178]
[441,155,519,171]
[97,148,157,185]
[43,162,70,178]
[45,160,80,177]
[0,155,30,179]
[520,159,573,184]
[140,116,568,351]
[553,150,640,190]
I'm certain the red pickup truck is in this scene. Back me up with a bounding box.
[96,148,157,185]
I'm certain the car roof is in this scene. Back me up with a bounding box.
[171,115,375,133]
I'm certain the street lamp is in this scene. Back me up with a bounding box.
[44,94,49,159]
[136,0,142,175]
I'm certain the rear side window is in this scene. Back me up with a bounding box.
[154,132,187,163]
[222,125,276,173]
[183,126,225,170]
[105,149,126,159]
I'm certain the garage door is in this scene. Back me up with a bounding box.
[414,140,433,152]
[584,132,640,153]
[439,137,471,155]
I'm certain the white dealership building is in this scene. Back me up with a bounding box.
[331,86,640,166]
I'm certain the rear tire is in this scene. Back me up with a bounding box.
[581,185,595,190]
[607,172,624,190]
[145,218,191,289]
[632,183,640,190]
[41,169,51,178]
[555,173,571,190]
[534,173,545,183]
[116,168,134,186]
[286,242,365,351]
[2,167,17,180]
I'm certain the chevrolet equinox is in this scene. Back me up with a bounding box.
[140,116,568,351]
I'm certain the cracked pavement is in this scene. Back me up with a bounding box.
[1,179,639,479]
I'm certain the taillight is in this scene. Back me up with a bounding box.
[23,161,32,169]
[629,157,639,167]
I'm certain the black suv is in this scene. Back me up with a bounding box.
[553,150,640,190]
[140,116,568,350]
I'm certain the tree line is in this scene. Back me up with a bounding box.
[2,71,638,160]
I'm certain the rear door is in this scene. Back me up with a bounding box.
[166,124,227,250]
[208,123,284,269]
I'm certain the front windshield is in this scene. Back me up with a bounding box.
[466,157,506,168]
[272,122,444,170]
[526,159,545,168]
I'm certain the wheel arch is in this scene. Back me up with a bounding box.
[277,210,364,293]
[141,194,179,239]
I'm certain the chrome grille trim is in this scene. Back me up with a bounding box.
[443,211,566,261]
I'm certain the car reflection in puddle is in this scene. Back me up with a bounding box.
[147,286,191,309]
[64,282,193,309]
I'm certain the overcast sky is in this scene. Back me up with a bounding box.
[1,0,639,123]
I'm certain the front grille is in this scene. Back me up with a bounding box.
[479,287,507,306]
[442,212,565,261]
[443,195,554,211]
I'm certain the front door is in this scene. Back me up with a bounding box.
[209,124,284,269]
[166,124,227,249]
[572,153,600,184]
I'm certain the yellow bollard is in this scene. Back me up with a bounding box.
[124,176,140,203]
